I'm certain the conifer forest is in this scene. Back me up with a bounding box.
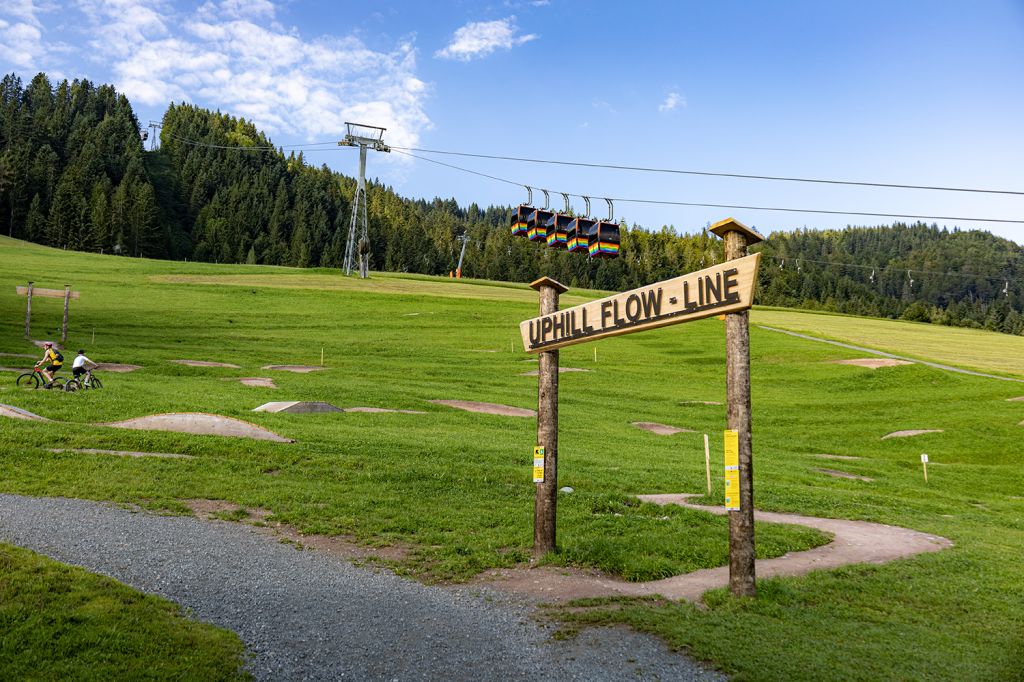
[1,72,1021,334]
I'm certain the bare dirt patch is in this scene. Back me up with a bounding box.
[519,367,591,377]
[0,367,24,372]
[0,352,35,359]
[180,499,411,562]
[476,493,951,603]
[344,407,427,414]
[813,454,862,461]
[262,365,326,373]
[253,401,343,414]
[234,377,277,388]
[813,468,873,482]
[1007,396,1024,402]
[632,422,695,436]
[49,448,194,460]
[93,363,142,373]
[172,359,241,368]
[99,412,293,442]
[830,358,913,369]
[430,400,536,418]
[882,429,944,439]
[679,400,723,406]
[0,404,49,421]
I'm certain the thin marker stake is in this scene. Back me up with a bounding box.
[704,433,712,496]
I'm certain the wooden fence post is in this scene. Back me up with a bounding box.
[62,284,71,344]
[531,276,568,557]
[24,281,33,338]
[710,218,764,597]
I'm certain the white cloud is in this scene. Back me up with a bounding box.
[64,1,431,151]
[435,16,537,61]
[658,91,685,112]
[0,1,50,69]
[4,0,45,26]
[0,19,45,69]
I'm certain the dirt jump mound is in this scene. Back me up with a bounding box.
[100,413,293,442]
[632,422,695,436]
[262,365,326,373]
[172,360,241,368]
[253,402,343,414]
[0,404,49,421]
[882,429,943,439]
[830,358,913,369]
[430,400,535,417]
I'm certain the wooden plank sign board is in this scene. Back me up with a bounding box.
[16,286,80,299]
[520,253,760,353]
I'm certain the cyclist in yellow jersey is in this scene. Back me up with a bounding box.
[36,341,63,384]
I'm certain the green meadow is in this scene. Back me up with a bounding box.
[1,235,1023,680]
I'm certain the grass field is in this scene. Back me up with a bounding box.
[752,307,1024,378]
[2,235,1023,680]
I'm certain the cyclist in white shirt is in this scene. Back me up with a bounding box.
[71,349,97,383]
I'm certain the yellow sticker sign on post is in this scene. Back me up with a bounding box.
[724,429,740,510]
[533,446,545,483]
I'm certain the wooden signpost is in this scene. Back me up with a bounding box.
[520,217,764,596]
[16,283,81,343]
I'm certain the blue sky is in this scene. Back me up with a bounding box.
[2,1,1023,244]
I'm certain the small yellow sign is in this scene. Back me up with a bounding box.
[533,446,545,483]
[724,429,740,510]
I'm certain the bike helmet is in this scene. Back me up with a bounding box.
[78,349,85,354]
[43,341,53,347]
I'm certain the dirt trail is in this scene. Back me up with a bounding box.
[479,494,951,602]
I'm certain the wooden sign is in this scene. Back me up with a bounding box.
[16,286,80,299]
[520,253,760,353]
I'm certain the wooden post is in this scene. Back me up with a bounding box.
[710,217,764,598]
[531,276,568,557]
[25,281,33,338]
[62,284,71,344]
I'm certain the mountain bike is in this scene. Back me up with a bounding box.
[15,366,68,390]
[64,369,103,392]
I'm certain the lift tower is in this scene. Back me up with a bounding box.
[339,123,389,278]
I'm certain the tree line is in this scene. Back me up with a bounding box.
[1,72,1021,335]
[0,73,163,257]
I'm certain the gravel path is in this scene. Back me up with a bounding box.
[0,494,723,681]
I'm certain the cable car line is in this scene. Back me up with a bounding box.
[389,146,1024,197]
[394,150,1024,226]
[761,255,1023,285]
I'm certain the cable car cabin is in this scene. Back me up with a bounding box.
[545,214,572,249]
[588,221,621,258]
[511,205,532,238]
[567,217,595,253]
[527,209,553,242]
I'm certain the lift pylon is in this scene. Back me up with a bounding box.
[339,123,389,278]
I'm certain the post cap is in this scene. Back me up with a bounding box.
[708,217,765,245]
[529,276,569,294]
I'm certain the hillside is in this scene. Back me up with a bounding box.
[1,72,1021,334]
[1,237,1023,680]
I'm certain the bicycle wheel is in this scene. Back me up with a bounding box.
[64,379,81,392]
[16,372,40,389]
[89,375,102,390]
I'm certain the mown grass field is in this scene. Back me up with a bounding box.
[1,235,1023,680]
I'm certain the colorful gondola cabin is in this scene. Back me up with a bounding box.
[511,205,532,237]
[528,209,553,242]
[545,214,572,249]
[588,221,620,258]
